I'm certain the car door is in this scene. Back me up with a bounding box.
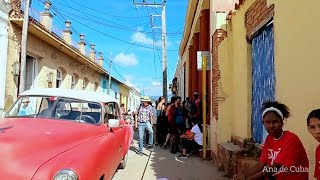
[106,103,125,161]
[113,102,129,153]
[100,123,121,179]
[116,102,133,154]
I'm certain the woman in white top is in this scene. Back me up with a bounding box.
[178,119,203,158]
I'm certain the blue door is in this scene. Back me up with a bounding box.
[251,24,275,144]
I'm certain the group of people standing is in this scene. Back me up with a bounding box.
[233,101,320,180]
[156,92,203,158]
[133,92,204,158]
[132,96,320,179]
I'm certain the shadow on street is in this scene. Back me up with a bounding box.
[115,129,229,180]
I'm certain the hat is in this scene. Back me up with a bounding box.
[141,96,151,102]
[193,92,199,95]
[22,97,30,103]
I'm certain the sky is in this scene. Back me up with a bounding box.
[31,0,188,97]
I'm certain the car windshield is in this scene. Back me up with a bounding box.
[5,96,102,125]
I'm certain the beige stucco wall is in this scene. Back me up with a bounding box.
[5,23,101,111]
[228,0,255,139]
[273,0,320,177]
[216,26,234,145]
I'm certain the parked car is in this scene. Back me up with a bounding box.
[0,88,134,180]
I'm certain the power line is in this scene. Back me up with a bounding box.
[111,64,127,82]
[51,5,174,51]
[56,0,182,35]
[146,7,159,78]
[68,0,150,19]
[35,0,118,72]
[35,0,179,52]
[55,1,153,34]
[42,0,141,77]
[146,7,162,79]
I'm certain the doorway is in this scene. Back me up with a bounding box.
[25,55,38,90]
[251,23,275,144]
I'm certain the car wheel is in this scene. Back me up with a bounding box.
[118,152,128,169]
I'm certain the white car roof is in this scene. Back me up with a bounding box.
[20,88,117,103]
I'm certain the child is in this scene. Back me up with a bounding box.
[307,109,320,180]
[234,101,309,180]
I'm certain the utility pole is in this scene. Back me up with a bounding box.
[108,53,112,95]
[133,0,167,102]
[19,0,31,93]
[161,4,167,103]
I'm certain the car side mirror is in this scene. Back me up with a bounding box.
[109,119,120,128]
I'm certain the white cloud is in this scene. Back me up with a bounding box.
[134,82,163,96]
[113,53,138,66]
[131,31,171,47]
[152,81,161,86]
[124,74,134,82]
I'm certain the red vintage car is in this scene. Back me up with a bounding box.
[0,88,134,180]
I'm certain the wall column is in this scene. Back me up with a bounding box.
[188,45,193,98]
[199,9,210,124]
[199,9,210,97]
[192,33,200,95]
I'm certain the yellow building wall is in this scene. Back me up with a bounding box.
[215,0,319,177]
[120,85,129,110]
[5,23,101,111]
[273,0,320,177]
[228,0,256,139]
[216,26,234,145]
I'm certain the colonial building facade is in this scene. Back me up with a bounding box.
[3,0,136,114]
[174,0,236,157]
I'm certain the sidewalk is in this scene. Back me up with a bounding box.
[113,135,229,180]
[143,145,229,180]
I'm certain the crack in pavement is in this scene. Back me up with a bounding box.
[141,150,153,180]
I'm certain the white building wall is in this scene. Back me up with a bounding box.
[0,1,11,117]
[128,90,141,112]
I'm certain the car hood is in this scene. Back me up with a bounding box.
[0,118,106,180]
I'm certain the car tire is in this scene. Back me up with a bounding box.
[118,152,128,169]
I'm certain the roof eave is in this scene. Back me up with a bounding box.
[179,0,199,57]
[10,18,108,75]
